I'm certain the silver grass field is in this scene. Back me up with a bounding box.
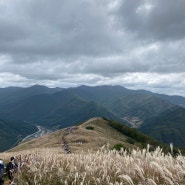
[1,144,185,185]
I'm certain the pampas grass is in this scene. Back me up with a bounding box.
[1,145,185,185]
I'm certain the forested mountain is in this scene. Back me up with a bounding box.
[0,85,185,148]
[66,85,174,120]
[136,89,185,108]
[0,85,175,126]
[0,85,62,108]
[139,106,185,147]
[154,94,185,108]
[0,119,37,152]
[0,89,120,126]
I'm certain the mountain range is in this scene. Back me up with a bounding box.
[1,84,185,151]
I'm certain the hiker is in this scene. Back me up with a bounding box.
[13,158,18,173]
[0,159,4,185]
[6,157,15,183]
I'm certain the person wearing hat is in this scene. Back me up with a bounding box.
[6,157,15,183]
[0,159,4,185]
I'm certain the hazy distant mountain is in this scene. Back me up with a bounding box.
[0,89,120,127]
[0,85,63,107]
[154,94,185,108]
[0,85,174,124]
[66,85,174,120]
[135,89,185,108]
[1,85,185,148]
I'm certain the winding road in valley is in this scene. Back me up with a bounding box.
[21,125,53,142]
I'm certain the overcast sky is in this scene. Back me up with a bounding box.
[0,0,185,96]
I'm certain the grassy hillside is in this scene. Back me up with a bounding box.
[2,118,185,185]
[8,118,129,152]
[9,117,168,154]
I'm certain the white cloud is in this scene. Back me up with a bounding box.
[0,0,184,96]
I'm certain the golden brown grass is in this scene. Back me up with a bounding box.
[66,118,131,153]
[1,145,185,185]
[2,118,185,184]
[8,117,132,153]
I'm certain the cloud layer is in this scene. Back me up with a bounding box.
[0,0,185,96]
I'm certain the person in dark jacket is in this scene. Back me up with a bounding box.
[6,157,15,183]
[0,159,4,185]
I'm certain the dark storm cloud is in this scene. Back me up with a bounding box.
[116,0,185,40]
[0,0,120,57]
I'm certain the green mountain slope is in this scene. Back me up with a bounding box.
[1,85,185,148]
[139,106,185,147]
[67,85,174,120]
[154,94,185,108]
[0,85,63,110]
[0,90,120,127]
[0,119,37,152]
[42,100,120,128]
[0,85,174,126]
[0,94,60,120]
[136,89,185,108]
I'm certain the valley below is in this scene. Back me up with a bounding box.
[123,116,143,128]
[21,125,54,142]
